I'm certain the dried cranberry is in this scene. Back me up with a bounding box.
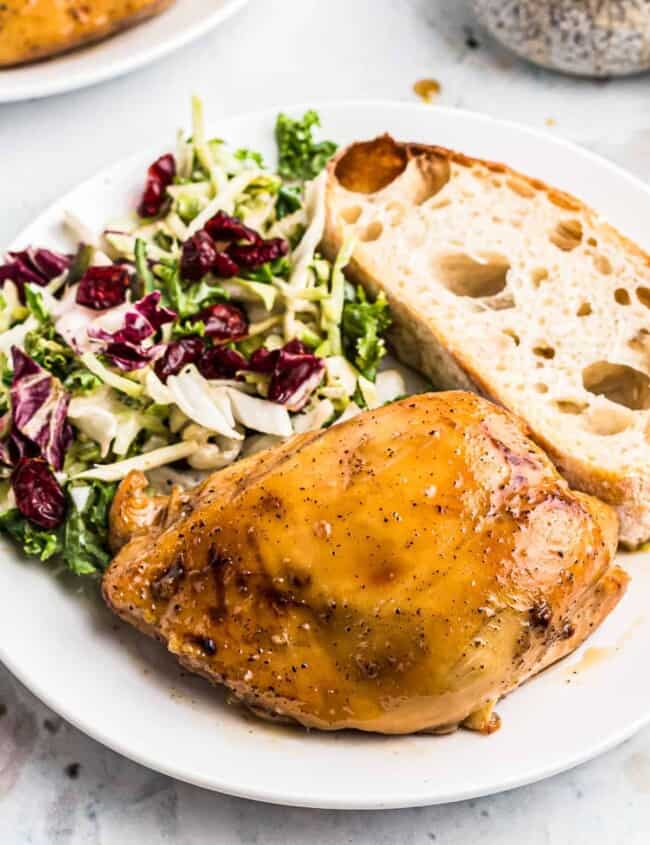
[180,231,219,281]
[227,237,288,269]
[204,211,260,245]
[12,457,66,530]
[154,336,205,382]
[248,340,307,374]
[76,266,130,310]
[212,251,240,279]
[268,347,325,411]
[138,153,176,218]
[197,346,248,380]
[198,303,248,343]
[248,346,278,374]
[283,339,309,355]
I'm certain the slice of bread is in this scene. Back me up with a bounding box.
[322,136,650,547]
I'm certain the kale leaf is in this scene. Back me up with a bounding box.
[342,286,392,381]
[275,111,337,182]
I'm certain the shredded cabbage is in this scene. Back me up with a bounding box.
[80,352,143,398]
[225,387,293,437]
[167,365,242,439]
[74,440,200,482]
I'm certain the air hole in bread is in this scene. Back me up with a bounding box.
[636,287,650,308]
[360,221,384,242]
[334,137,408,194]
[594,254,612,275]
[413,159,452,204]
[582,361,650,411]
[503,329,520,346]
[531,268,549,287]
[549,219,583,252]
[534,383,549,394]
[629,328,650,353]
[556,400,587,415]
[577,302,592,317]
[547,190,581,212]
[434,253,509,298]
[614,288,631,305]
[533,346,555,360]
[341,205,362,224]
[507,178,535,199]
[386,202,406,226]
[585,405,635,436]
[429,197,451,211]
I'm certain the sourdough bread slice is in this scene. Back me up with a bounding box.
[322,136,650,547]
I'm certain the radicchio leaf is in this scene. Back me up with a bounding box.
[249,340,324,411]
[88,291,176,371]
[12,457,66,529]
[0,248,71,301]
[0,430,37,468]
[10,347,72,470]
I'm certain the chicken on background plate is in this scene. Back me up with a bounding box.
[0,0,175,67]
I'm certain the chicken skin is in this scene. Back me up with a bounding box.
[103,391,626,734]
[0,0,174,67]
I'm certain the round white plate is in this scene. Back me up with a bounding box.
[2,102,650,810]
[0,0,248,103]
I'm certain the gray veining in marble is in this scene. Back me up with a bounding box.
[2,1,650,841]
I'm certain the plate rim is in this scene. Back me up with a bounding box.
[0,0,249,104]
[3,99,650,809]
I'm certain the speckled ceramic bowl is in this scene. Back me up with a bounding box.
[472,0,650,77]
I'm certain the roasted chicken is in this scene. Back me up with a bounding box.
[0,0,175,67]
[103,391,627,734]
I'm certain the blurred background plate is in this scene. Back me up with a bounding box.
[0,0,248,103]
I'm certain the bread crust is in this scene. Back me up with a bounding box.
[323,136,650,547]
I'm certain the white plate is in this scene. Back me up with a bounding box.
[2,101,650,810]
[0,0,248,103]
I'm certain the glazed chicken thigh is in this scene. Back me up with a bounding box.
[0,0,174,66]
[104,392,626,734]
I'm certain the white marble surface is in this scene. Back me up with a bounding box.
[2,0,650,841]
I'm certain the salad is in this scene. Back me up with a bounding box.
[0,99,403,577]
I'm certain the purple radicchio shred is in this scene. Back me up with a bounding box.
[0,248,71,301]
[9,347,72,471]
[88,291,176,371]
[249,340,324,411]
